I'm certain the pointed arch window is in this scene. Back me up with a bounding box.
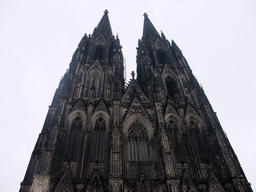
[165,77,178,100]
[167,120,182,162]
[89,76,100,96]
[128,121,149,161]
[92,118,106,162]
[188,120,206,163]
[158,49,166,64]
[66,117,83,161]
[95,45,103,60]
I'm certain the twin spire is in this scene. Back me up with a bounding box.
[93,10,161,40]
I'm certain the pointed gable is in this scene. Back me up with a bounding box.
[162,63,175,76]
[112,122,121,136]
[122,79,149,104]
[186,104,200,118]
[181,171,197,192]
[93,33,108,45]
[71,98,86,112]
[124,97,148,121]
[138,174,150,192]
[92,10,113,39]
[87,60,104,74]
[94,99,109,114]
[185,104,203,129]
[55,171,74,192]
[165,103,179,118]
[86,169,104,192]
[208,172,225,192]
[153,34,168,50]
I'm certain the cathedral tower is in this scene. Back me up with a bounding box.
[20,11,252,192]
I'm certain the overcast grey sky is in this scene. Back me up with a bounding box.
[0,1,255,191]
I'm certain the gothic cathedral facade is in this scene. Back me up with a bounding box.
[20,11,252,192]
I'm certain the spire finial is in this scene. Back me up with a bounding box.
[93,9,112,38]
[131,71,135,79]
[161,30,166,40]
[142,13,160,39]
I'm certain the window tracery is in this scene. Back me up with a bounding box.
[128,121,149,161]
[66,117,83,161]
[92,118,106,162]
[166,120,182,162]
[89,76,100,96]
[95,45,103,60]
[158,49,165,64]
[165,77,178,100]
[188,120,206,163]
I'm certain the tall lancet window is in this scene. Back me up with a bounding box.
[128,121,149,161]
[92,118,106,162]
[66,117,83,161]
[95,45,103,60]
[165,77,177,100]
[89,76,100,96]
[167,120,182,162]
[158,49,165,64]
[188,120,206,163]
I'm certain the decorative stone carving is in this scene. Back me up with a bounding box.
[94,99,109,114]
[55,171,74,192]
[20,11,253,192]
[29,175,51,192]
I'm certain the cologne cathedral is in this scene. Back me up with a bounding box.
[20,11,252,192]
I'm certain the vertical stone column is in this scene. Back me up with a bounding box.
[110,128,122,177]
[79,130,89,179]
[113,100,120,125]
[80,104,94,178]
[110,100,123,191]
[167,180,180,192]
[155,102,176,178]
[87,104,94,132]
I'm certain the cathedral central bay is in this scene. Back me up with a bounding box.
[20,11,252,192]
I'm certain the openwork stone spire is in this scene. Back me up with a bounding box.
[20,11,253,192]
